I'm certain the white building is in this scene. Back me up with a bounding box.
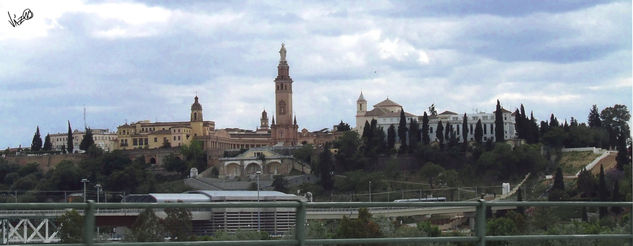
[355,93,516,144]
[50,128,117,152]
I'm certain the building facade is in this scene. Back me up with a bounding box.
[50,128,117,152]
[115,96,215,150]
[355,93,516,144]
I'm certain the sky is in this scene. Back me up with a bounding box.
[0,0,631,149]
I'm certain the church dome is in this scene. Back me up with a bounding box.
[191,96,202,111]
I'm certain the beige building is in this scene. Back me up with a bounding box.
[50,128,117,152]
[115,96,215,150]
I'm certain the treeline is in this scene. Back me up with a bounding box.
[0,145,198,202]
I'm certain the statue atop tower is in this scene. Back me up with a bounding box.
[280,43,287,61]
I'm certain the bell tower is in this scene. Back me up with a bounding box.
[190,96,204,137]
[271,43,298,146]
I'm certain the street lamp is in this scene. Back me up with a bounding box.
[95,184,102,203]
[81,178,89,202]
[256,170,262,232]
[369,180,372,202]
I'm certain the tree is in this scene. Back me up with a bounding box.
[444,122,451,144]
[600,104,630,147]
[474,119,483,144]
[387,125,396,152]
[163,208,192,241]
[494,100,504,142]
[421,112,430,145]
[31,126,42,151]
[549,114,559,127]
[588,104,602,128]
[397,109,408,152]
[549,167,565,201]
[336,121,351,131]
[79,128,95,151]
[129,208,165,242]
[335,208,381,239]
[576,168,596,197]
[334,131,362,171]
[42,134,52,151]
[58,209,83,243]
[419,162,444,189]
[428,104,437,117]
[462,113,468,146]
[318,143,334,191]
[163,154,188,176]
[408,119,420,150]
[598,165,608,218]
[67,121,74,153]
[435,121,444,150]
[180,140,207,172]
[552,167,565,191]
[272,175,288,193]
[527,112,539,144]
[516,188,525,215]
[515,109,524,139]
[611,180,622,214]
[615,133,630,170]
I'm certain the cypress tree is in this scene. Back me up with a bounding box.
[444,122,451,143]
[615,133,629,170]
[387,125,396,151]
[515,109,524,139]
[540,121,549,137]
[462,113,468,145]
[516,188,525,215]
[552,167,565,191]
[528,112,539,143]
[611,180,622,214]
[436,121,444,150]
[598,165,608,218]
[79,128,95,151]
[42,134,52,151]
[397,109,408,152]
[361,121,371,141]
[408,119,420,150]
[421,112,430,145]
[549,114,559,127]
[318,143,334,191]
[588,104,601,128]
[67,121,74,153]
[494,100,505,142]
[474,119,483,144]
[376,126,386,154]
[31,126,42,151]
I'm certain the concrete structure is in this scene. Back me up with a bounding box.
[218,147,310,180]
[50,128,117,152]
[122,190,304,236]
[356,93,516,144]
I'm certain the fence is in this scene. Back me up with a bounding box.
[0,200,631,246]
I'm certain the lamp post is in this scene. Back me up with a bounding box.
[256,170,262,232]
[369,180,372,202]
[81,178,89,202]
[95,184,102,203]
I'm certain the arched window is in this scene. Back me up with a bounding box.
[193,112,197,120]
[279,100,286,115]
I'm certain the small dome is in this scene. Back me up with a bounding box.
[191,96,202,111]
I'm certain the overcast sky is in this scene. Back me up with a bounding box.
[1,0,631,149]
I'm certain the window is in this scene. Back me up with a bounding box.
[145,138,148,145]
[173,136,177,141]
[154,137,158,142]
[178,136,181,140]
[430,127,433,133]
[133,139,138,146]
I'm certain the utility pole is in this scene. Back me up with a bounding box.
[368,180,372,202]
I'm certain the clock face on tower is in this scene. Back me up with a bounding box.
[279,100,287,115]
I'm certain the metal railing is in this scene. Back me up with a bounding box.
[0,200,631,246]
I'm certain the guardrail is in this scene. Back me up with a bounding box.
[0,200,630,246]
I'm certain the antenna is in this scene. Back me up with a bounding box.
[83,105,86,129]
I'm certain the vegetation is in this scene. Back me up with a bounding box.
[57,209,83,243]
[31,126,42,151]
[79,128,95,151]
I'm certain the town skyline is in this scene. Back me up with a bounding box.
[1,0,631,149]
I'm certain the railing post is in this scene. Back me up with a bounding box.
[295,201,306,246]
[83,200,95,246]
[476,199,486,246]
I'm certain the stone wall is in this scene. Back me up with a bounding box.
[4,154,84,171]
